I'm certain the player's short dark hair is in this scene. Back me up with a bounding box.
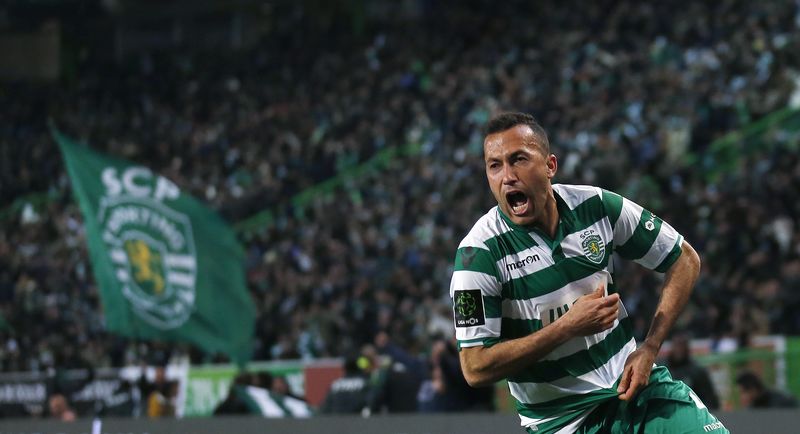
[485,112,550,154]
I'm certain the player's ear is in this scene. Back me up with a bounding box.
[546,154,557,179]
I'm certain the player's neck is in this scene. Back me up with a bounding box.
[538,192,559,239]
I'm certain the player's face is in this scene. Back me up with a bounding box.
[484,125,557,227]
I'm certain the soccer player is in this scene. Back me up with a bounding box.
[450,112,728,433]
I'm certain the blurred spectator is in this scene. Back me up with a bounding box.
[213,373,252,415]
[371,331,425,413]
[214,371,311,417]
[320,355,372,415]
[420,339,494,412]
[47,393,76,422]
[736,370,798,409]
[142,366,176,418]
[665,333,720,409]
[97,379,142,417]
[270,375,312,417]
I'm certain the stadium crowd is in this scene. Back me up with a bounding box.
[2,0,800,414]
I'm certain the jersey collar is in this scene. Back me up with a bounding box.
[497,190,571,249]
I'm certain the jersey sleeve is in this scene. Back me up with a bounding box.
[450,245,502,350]
[601,189,684,272]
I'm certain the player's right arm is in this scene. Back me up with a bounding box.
[451,244,619,388]
[459,286,620,387]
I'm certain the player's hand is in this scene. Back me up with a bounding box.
[559,285,619,337]
[617,345,657,401]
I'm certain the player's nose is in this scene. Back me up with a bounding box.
[501,164,518,184]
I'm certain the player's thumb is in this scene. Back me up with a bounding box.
[603,292,620,305]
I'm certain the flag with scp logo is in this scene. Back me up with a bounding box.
[55,129,255,364]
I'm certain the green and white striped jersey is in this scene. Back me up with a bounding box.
[450,184,683,432]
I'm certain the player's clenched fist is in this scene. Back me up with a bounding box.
[559,285,619,337]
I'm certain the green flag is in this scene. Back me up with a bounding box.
[54,129,255,364]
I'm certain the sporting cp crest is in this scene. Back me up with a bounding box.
[581,234,605,264]
[98,195,197,330]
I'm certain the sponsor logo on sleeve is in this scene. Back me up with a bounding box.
[644,213,657,231]
[453,289,485,328]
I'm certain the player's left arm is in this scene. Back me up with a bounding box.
[617,240,701,401]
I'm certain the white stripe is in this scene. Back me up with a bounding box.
[282,396,312,418]
[458,208,511,250]
[177,289,195,305]
[502,298,539,320]
[560,218,613,259]
[458,340,485,348]
[519,408,575,429]
[519,406,595,431]
[110,249,127,264]
[167,271,195,287]
[552,407,596,434]
[116,269,129,282]
[689,390,707,409]
[526,231,552,250]
[510,376,604,405]
[636,227,682,270]
[455,318,501,340]
[552,184,602,210]
[501,272,611,320]
[245,386,285,417]
[542,307,629,361]
[613,198,644,246]
[509,338,636,405]
[164,254,196,270]
[450,270,501,297]
[497,246,553,283]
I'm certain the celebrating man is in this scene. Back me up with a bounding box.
[450,112,728,433]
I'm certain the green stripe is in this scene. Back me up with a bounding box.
[501,317,543,339]
[616,209,662,260]
[485,230,539,255]
[508,317,633,383]
[516,387,619,420]
[485,296,502,318]
[563,195,606,233]
[601,189,623,227]
[269,391,293,416]
[454,246,499,278]
[501,245,611,300]
[516,365,674,420]
[655,237,683,273]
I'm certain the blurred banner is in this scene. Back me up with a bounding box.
[0,365,186,418]
[54,129,255,364]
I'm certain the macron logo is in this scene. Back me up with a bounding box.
[506,254,540,272]
[703,422,725,432]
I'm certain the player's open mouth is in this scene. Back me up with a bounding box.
[506,191,530,216]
